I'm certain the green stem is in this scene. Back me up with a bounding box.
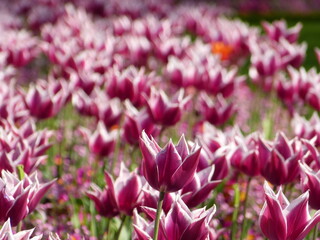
[154,191,165,240]
[17,165,25,180]
[115,215,127,240]
[231,184,240,240]
[313,223,319,240]
[16,222,22,232]
[90,201,97,238]
[106,218,110,240]
[240,177,252,240]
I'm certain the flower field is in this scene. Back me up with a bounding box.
[1,0,320,239]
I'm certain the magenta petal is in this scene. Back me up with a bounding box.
[184,180,220,208]
[7,188,30,227]
[285,191,310,239]
[117,174,142,215]
[295,211,320,240]
[169,147,201,192]
[0,187,14,222]
[275,132,292,159]
[29,179,56,213]
[175,135,189,160]
[259,183,287,240]
[157,141,182,189]
[139,137,159,190]
[180,216,208,240]
[258,138,271,166]
[133,225,152,240]
[165,201,192,240]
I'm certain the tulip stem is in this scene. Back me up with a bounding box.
[240,177,252,240]
[154,191,165,240]
[106,218,110,240]
[231,184,240,240]
[313,223,318,240]
[115,215,127,240]
[16,222,22,232]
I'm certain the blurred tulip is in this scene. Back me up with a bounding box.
[262,20,302,43]
[300,161,320,210]
[123,101,159,145]
[82,122,117,158]
[198,93,235,126]
[146,88,189,127]
[259,132,303,185]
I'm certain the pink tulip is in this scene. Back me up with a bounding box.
[139,131,201,192]
[262,20,302,43]
[259,132,303,185]
[133,197,216,240]
[259,181,320,240]
[300,161,320,210]
[87,163,143,216]
[145,88,190,127]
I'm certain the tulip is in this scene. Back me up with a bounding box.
[105,66,155,107]
[133,197,216,240]
[262,20,302,43]
[145,88,190,127]
[0,219,42,240]
[198,93,235,126]
[259,181,320,240]
[300,162,320,210]
[259,132,303,185]
[292,113,320,147]
[87,163,143,216]
[230,134,261,177]
[24,79,69,119]
[139,131,201,193]
[123,101,159,145]
[181,165,221,208]
[81,122,117,158]
[0,170,55,226]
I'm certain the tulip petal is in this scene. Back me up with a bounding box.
[259,183,287,240]
[285,191,310,240]
[169,147,201,192]
[295,210,320,240]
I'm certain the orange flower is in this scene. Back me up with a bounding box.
[211,41,233,60]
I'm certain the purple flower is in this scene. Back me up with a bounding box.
[81,122,117,158]
[139,131,201,192]
[123,101,159,145]
[259,132,303,185]
[259,181,320,240]
[145,88,189,127]
[87,163,143,216]
[198,93,235,126]
[262,20,302,43]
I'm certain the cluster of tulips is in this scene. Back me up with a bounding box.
[1,0,320,239]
